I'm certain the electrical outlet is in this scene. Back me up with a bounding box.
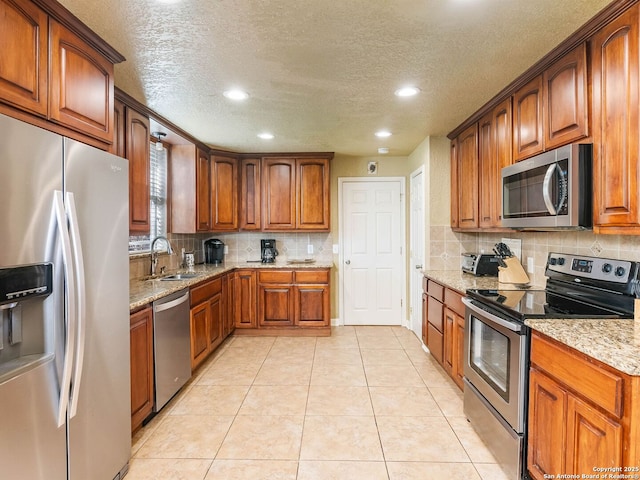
[223,245,229,254]
[527,256,534,273]
[332,244,339,254]
[307,244,314,255]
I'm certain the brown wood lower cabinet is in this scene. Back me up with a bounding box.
[189,274,231,371]
[130,306,153,433]
[237,268,330,335]
[527,332,636,479]
[423,276,465,390]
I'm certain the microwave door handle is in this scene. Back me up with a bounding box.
[542,163,559,215]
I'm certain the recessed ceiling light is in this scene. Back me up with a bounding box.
[378,147,389,154]
[375,130,392,138]
[257,132,274,140]
[223,89,249,101]
[395,86,420,97]
[156,0,181,3]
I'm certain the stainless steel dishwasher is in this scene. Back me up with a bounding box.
[152,288,191,412]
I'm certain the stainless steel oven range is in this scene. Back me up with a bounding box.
[463,252,639,480]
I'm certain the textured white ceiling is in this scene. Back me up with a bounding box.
[58,0,611,156]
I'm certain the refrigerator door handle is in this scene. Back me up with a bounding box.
[66,192,86,418]
[54,190,77,427]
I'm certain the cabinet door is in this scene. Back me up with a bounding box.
[566,395,622,475]
[211,155,238,231]
[528,369,567,480]
[112,99,125,157]
[454,311,465,390]
[592,5,640,230]
[478,113,495,228]
[126,107,151,234]
[513,75,544,161]
[190,302,210,370]
[239,158,261,230]
[234,270,257,328]
[443,307,455,375]
[258,284,295,326]
[262,157,296,230]
[544,43,588,149]
[422,293,428,345]
[456,124,479,229]
[209,292,223,350]
[49,19,114,143]
[450,140,459,228]
[295,284,329,327]
[0,0,48,116]
[493,98,513,223]
[196,148,212,232]
[297,158,330,230]
[130,307,153,432]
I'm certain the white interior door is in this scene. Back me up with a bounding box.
[410,167,425,336]
[340,179,404,325]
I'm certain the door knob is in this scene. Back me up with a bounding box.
[415,265,423,269]
[345,260,351,265]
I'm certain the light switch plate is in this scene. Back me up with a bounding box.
[307,244,314,254]
[332,244,339,254]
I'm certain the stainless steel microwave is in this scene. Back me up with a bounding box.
[501,143,592,230]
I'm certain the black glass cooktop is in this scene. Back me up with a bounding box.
[466,287,632,321]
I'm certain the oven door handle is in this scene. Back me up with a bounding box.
[462,297,524,333]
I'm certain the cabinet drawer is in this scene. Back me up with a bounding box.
[295,270,329,284]
[191,277,222,306]
[445,289,465,316]
[258,270,294,283]
[427,297,444,332]
[530,333,624,418]
[427,280,444,301]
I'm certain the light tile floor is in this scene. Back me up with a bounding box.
[128,326,510,480]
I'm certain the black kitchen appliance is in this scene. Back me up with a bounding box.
[461,253,500,276]
[462,252,639,480]
[261,239,278,263]
[204,239,225,265]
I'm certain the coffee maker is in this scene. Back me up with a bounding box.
[261,239,278,263]
[204,238,225,265]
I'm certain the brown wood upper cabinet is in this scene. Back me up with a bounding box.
[261,155,331,231]
[0,0,122,147]
[454,124,479,229]
[543,43,588,150]
[513,44,588,162]
[591,4,640,234]
[240,157,261,230]
[126,106,151,234]
[0,0,48,117]
[513,75,544,161]
[211,155,238,231]
[170,145,212,233]
[479,98,513,228]
[49,19,114,143]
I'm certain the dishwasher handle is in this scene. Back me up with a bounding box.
[154,291,190,313]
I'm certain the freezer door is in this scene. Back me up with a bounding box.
[0,113,66,480]
[64,139,131,480]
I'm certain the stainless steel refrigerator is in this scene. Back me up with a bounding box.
[0,113,131,479]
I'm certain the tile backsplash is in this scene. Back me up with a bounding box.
[129,232,333,280]
[429,226,640,287]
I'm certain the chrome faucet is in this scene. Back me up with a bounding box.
[150,236,174,277]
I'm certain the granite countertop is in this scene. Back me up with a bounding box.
[423,269,640,377]
[422,269,544,294]
[130,261,333,311]
[525,318,640,376]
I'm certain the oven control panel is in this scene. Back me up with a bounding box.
[547,253,632,283]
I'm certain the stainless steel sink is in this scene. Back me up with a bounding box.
[159,273,199,281]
